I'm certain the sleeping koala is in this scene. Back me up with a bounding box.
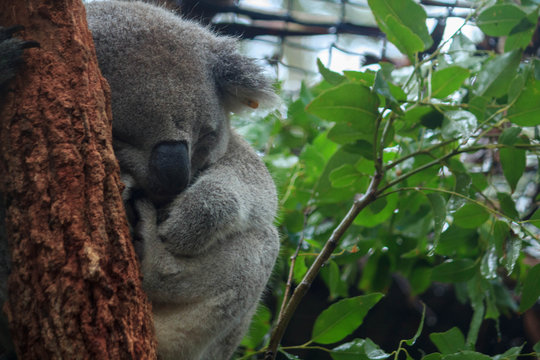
[0,1,280,359]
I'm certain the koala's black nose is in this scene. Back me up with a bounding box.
[149,141,190,195]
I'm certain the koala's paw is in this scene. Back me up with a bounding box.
[132,199,159,260]
[0,26,39,91]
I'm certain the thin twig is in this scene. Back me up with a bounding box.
[276,209,310,323]
[264,173,382,360]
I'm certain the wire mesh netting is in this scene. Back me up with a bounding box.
[208,0,478,91]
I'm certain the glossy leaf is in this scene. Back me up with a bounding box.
[312,293,383,344]
[519,263,540,312]
[426,193,447,253]
[430,327,466,354]
[318,58,347,85]
[330,165,361,188]
[500,145,526,192]
[477,4,526,37]
[405,304,425,345]
[307,83,379,133]
[507,76,540,126]
[367,0,432,57]
[330,338,390,360]
[442,351,491,360]
[441,110,477,140]
[431,66,469,98]
[453,203,489,229]
[431,259,477,283]
[354,193,399,227]
[474,50,522,97]
[496,192,519,219]
[504,237,522,274]
[492,345,523,360]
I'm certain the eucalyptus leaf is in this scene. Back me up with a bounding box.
[500,145,526,192]
[431,259,477,283]
[477,4,526,36]
[312,294,383,344]
[307,83,380,133]
[431,66,469,98]
[475,50,522,97]
[441,110,477,140]
[507,76,540,126]
[519,263,540,312]
[430,327,466,355]
[426,193,447,253]
[330,338,390,360]
[453,203,489,229]
[318,58,347,85]
[367,0,432,57]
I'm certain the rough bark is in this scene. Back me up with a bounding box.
[0,1,157,359]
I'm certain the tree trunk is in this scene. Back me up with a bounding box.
[0,1,157,359]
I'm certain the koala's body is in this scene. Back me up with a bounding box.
[0,1,280,359]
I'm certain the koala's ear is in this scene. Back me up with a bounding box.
[212,39,278,113]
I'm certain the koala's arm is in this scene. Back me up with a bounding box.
[0,26,38,91]
[158,139,276,257]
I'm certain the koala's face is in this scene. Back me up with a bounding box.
[87,1,276,204]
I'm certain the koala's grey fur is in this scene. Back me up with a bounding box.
[0,2,280,359]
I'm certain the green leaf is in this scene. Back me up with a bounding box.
[331,338,390,360]
[431,66,470,98]
[405,304,425,345]
[453,203,489,229]
[519,263,540,312]
[505,11,537,52]
[318,58,347,85]
[500,145,526,192]
[431,259,477,283]
[436,225,478,257]
[330,164,361,188]
[467,96,489,122]
[492,345,523,360]
[441,351,491,360]
[410,264,432,295]
[499,127,521,145]
[430,327,466,354]
[328,123,372,144]
[426,193,447,253]
[293,255,308,285]
[492,221,509,256]
[477,4,526,37]
[321,260,341,300]
[474,50,522,97]
[504,237,522,274]
[534,341,540,355]
[507,76,540,126]
[441,110,477,140]
[480,245,498,280]
[496,192,519,219]
[449,172,472,212]
[367,0,433,57]
[354,193,399,227]
[240,306,271,349]
[422,354,442,360]
[307,83,379,133]
[312,293,383,344]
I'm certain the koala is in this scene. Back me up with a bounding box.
[0,1,280,359]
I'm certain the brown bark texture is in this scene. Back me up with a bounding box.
[0,1,157,359]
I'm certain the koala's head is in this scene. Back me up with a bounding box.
[86,1,276,203]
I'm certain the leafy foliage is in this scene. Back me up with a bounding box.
[236,1,540,359]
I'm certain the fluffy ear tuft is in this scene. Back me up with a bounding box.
[212,39,278,113]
